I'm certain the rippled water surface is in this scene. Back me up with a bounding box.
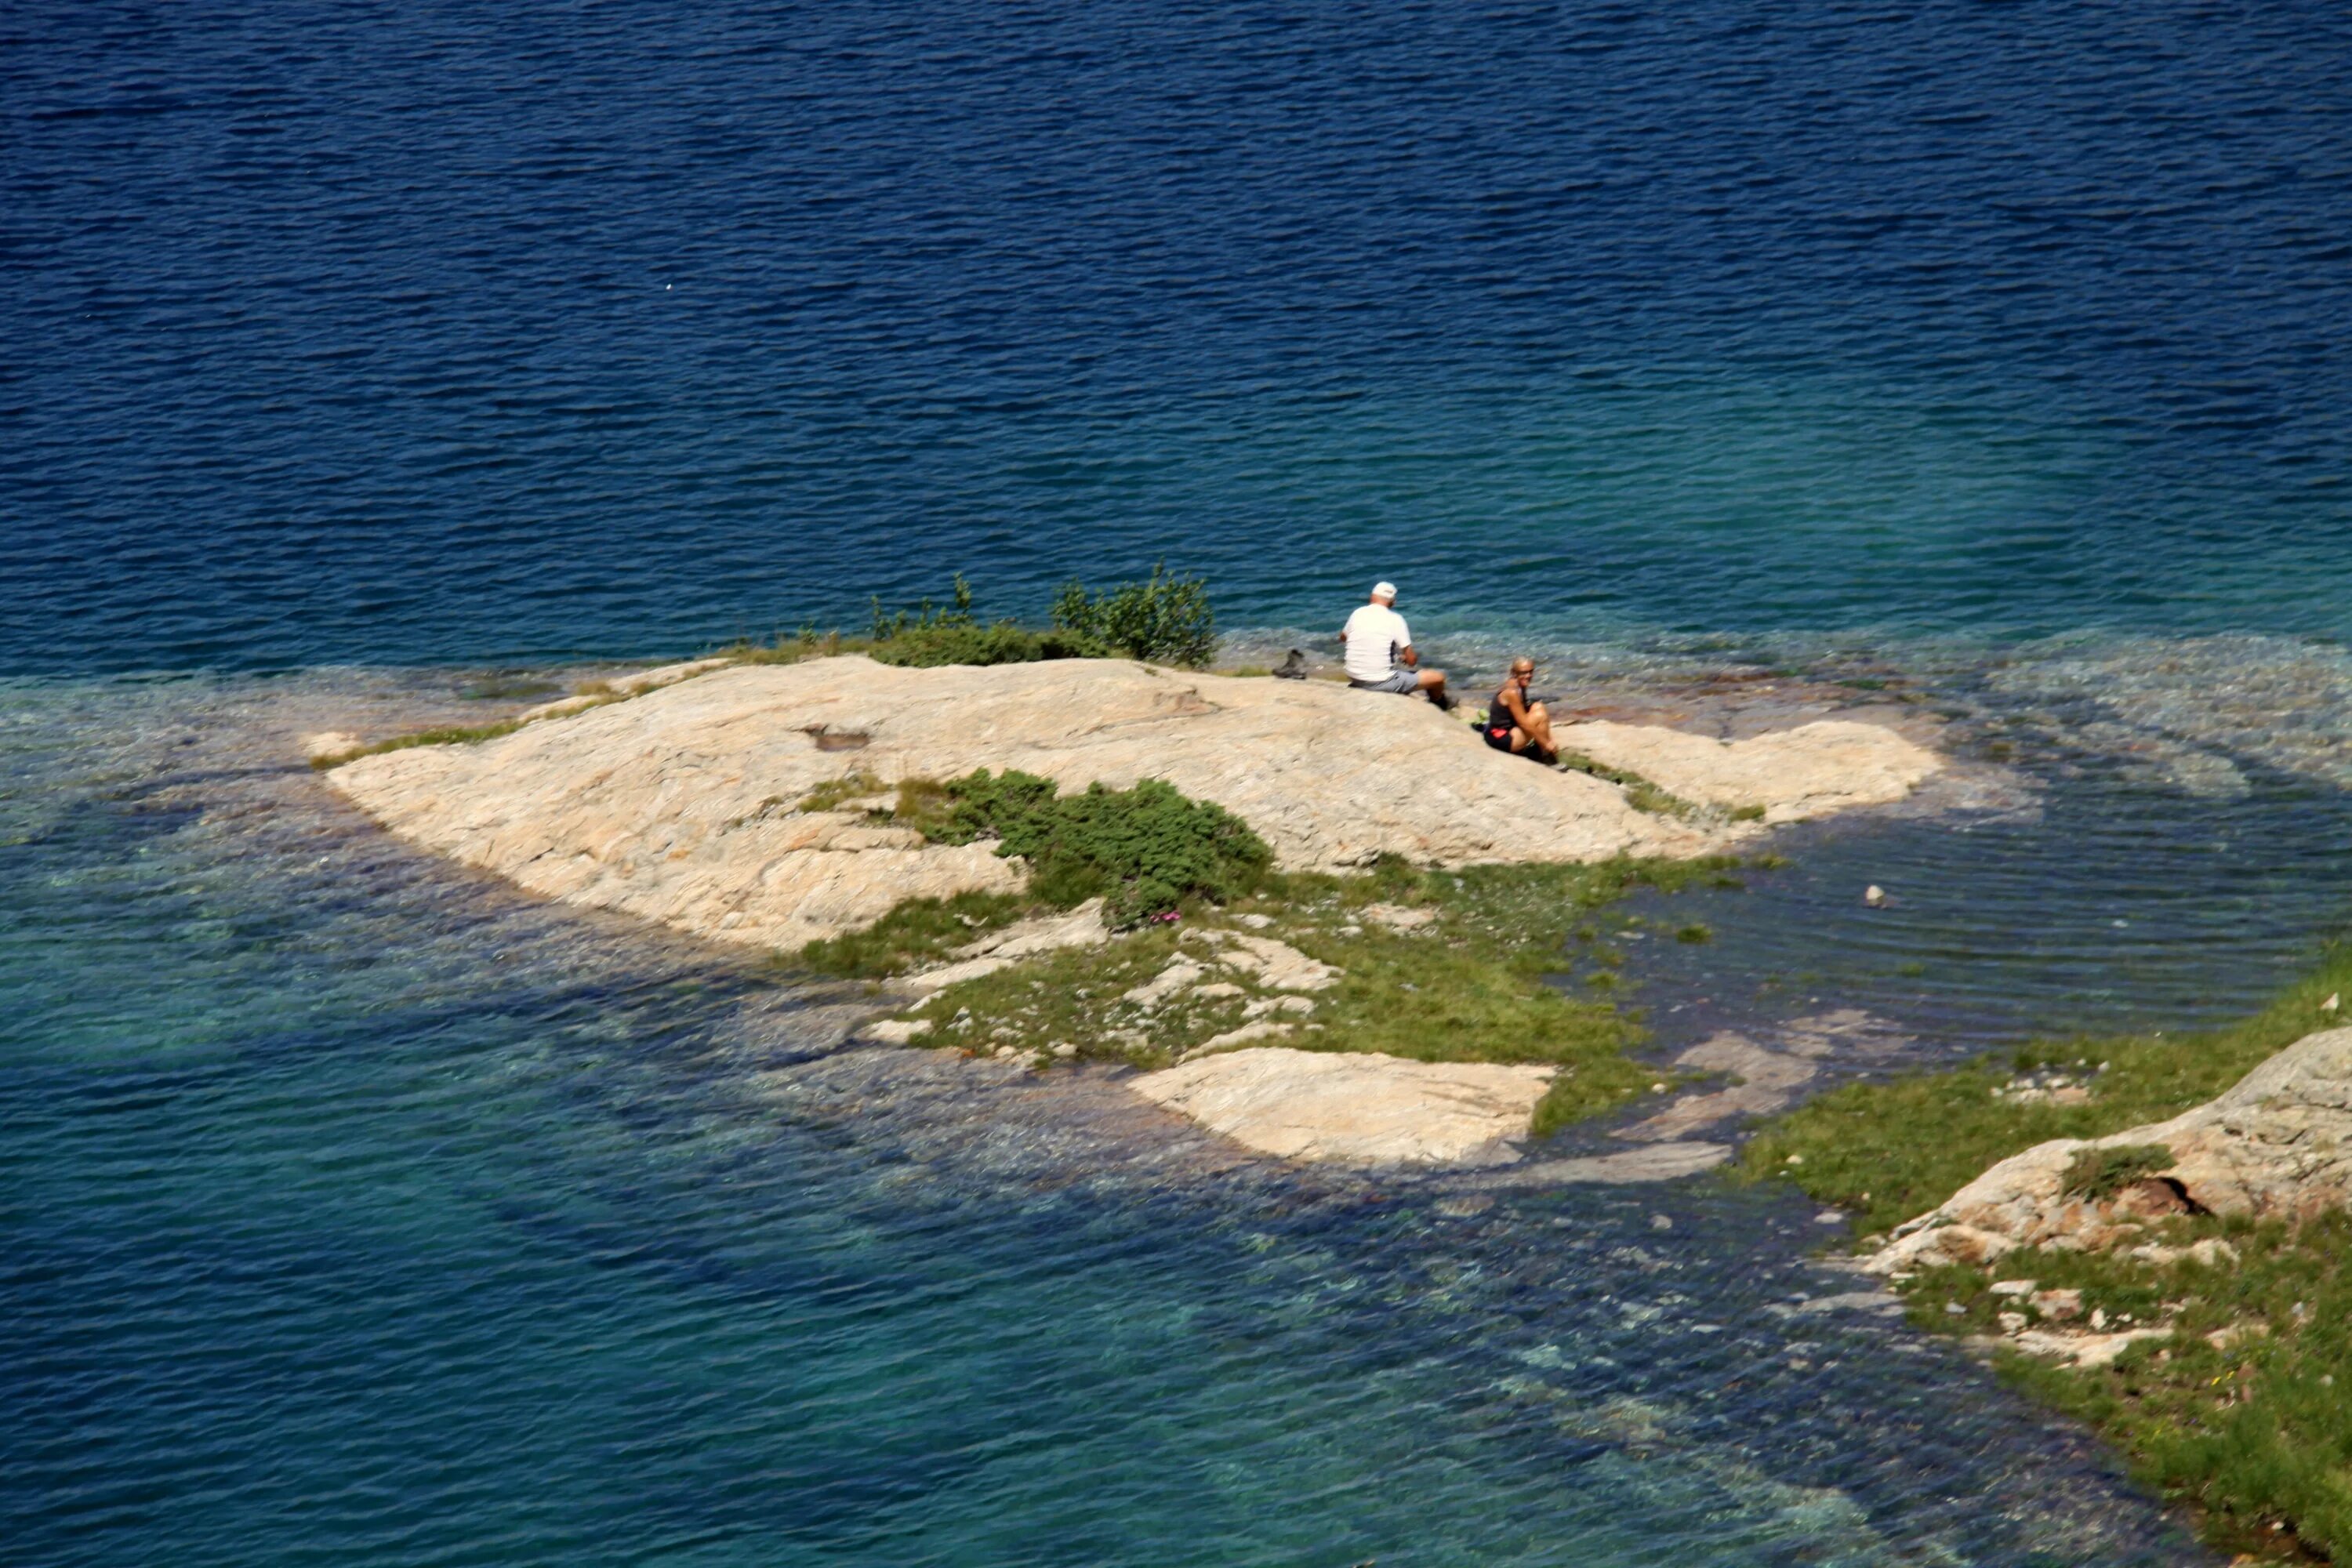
[9,2,2352,668]
[10,3,2352,1563]
[4,676,2223,1566]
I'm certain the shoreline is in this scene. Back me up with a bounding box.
[308,645,1944,1165]
[283,637,2347,1561]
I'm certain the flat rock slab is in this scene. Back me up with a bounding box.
[1867,1025,2352,1274]
[1126,1046,1555,1167]
[325,657,1942,952]
[327,657,1724,950]
[1558,718,1942,823]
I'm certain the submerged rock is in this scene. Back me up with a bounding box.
[1864,1027,2352,1274]
[1126,1047,1555,1166]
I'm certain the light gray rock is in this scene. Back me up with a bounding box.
[1555,718,1942,824]
[1127,1047,1555,1166]
[325,657,1937,952]
[1865,1027,2352,1273]
[1612,1032,1817,1142]
[1465,1142,1734,1187]
[1188,929,1341,991]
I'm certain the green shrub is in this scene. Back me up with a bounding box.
[855,575,1112,668]
[2062,1142,2177,1201]
[1050,565,1216,667]
[933,768,1269,924]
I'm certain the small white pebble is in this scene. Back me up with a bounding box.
[1785,1153,1805,1166]
[1650,1081,1668,1094]
[1650,1214,1672,1232]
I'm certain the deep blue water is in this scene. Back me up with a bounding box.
[8,1,2352,670]
[10,5,2352,1563]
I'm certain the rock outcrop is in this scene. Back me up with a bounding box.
[1126,1047,1555,1166]
[328,657,1742,950]
[326,656,1945,953]
[1864,1027,2352,1274]
[1556,719,1941,824]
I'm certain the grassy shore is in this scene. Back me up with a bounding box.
[831,844,1748,1134]
[1744,951,2352,1561]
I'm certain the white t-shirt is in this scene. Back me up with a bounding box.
[1341,602,1412,683]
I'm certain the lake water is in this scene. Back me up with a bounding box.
[10,3,2352,1563]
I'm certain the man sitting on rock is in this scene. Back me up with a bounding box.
[1482,657,1559,764]
[1341,582,1453,709]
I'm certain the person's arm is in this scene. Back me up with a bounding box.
[1397,643,1418,668]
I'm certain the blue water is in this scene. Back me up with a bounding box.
[9,2,2352,670]
[11,4,2352,1563]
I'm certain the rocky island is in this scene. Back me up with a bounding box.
[318,652,1943,1167]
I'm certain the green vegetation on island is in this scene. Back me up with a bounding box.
[1745,949,2352,1562]
[736,568,1216,670]
[792,761,1743,1131]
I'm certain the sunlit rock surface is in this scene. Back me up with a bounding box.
[1556,718,1944,824]
[1866,1026,2352,1274]
[325,656,1942,952]
[1127,1047,1556,1167]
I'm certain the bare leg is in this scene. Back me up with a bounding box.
[1522,700,1557,752]
[1416,668,1448,705]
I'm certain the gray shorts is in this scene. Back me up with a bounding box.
[1348,669,1423,695]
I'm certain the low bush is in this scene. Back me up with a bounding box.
[2061,1142,2176,1201]
[935,768,1270,924]
[1051,565,1216,667]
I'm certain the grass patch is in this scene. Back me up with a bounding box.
[1744,946,2352,1560]
[1555,750,1703,819]
[796,771,890,813]
[796,890,1047,978]
[926,770,1270,924]
[2063,1142,2179,1202]
[1740,946,2352,1239]
[314,716,539,768]
[899,852,1747,1134]
[1893,1212,2352,1561]
[724,570,1216,670]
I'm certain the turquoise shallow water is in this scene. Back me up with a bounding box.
[2,674,2227,1566]
[12,2,2352,1560]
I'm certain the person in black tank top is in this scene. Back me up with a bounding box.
[1484,659,1559,764]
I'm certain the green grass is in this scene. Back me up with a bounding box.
[893,852,1746,1133]
[2063,1142,2180,1202]
[796,771,890,812]
[314,715,539,768]
[1892,1213,2352,1561]
[727,570,1214,670]
[1744,946,2352,1560]
[795,889,1048,978]
[1549,748,1754,822]
[1740,947,2352,1240]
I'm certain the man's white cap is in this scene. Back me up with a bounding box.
[1372,581,1398,600]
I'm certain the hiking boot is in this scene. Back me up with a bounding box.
[1429,690,1458,713]
[1272,649,1308,681]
